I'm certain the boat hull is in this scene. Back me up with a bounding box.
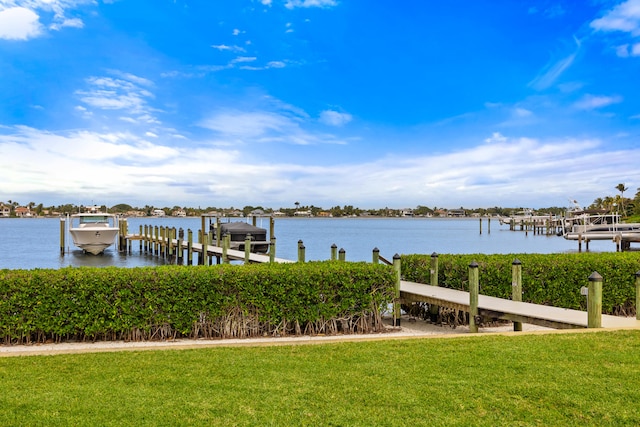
[69,229,119,254]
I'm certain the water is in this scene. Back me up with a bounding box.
[0,217,615,270]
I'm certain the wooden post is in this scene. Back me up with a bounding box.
[187,229,193,265]
[512,259,523,331]
[269,216,275,242]
[216,216,221,246]
[139,225,143,253]
[393,253,401,327]
[244,233,252,264]
[297,240,305,263]
[177,228,184,265]
[487,217,490,234]
[429,252,439,322]
[469,261,479,333]
[479,217,482,235]
[372,247,380,264]
[269,238,275,263]
[330,243,338,261]
[635,271,640,321]
[588,272,603,328]
[59,218,65,255]
[222,233,229,264]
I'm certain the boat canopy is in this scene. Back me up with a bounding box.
[219,222,267,242]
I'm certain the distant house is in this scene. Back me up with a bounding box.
[0,203,10,217]
[14,206,32,217]
[294,210,312,217]
[172,209,187,217]
[447,209,466,217]
[152,209,166,217]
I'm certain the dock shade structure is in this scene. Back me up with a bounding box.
[218,222,269,253]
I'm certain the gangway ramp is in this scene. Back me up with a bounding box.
[400,280,640,330]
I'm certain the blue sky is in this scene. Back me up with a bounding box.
[1,0,639,210]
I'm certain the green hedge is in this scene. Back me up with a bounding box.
[401,253,640,315]
[0,262,396,345]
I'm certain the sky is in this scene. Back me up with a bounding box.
[1,0,640,210]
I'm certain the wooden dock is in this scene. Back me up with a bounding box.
[400,280,640,330]
[124,233,294,264]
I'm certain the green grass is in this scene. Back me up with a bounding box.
[1,331,640,426]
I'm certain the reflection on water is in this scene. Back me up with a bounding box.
[0,216,617,270]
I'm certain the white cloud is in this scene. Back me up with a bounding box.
[574,94,623,110]
[0,7,43,40]
[76,73,156,120]
[211,44,246,52]
[284,0,337,9]
[0,0,92,39]
[591,0,640,36]
[1,125,639,209]
[319,110,352,126]
[528,37,581,91]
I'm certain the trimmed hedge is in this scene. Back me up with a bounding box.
[401,253,640,315]
[0,262,396,345]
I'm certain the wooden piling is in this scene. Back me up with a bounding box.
[297,240,305,262]
[512,259,523,331]
[393,254,401,327]
[479,217,482,235]
[635,271,640,321]
[469,261,479,333]
[269,238,275,263]
[187,229,193,265]
[59,218,65,255]
[588,272,603,328]
[330,244,338,261]
[339,248,346,261]
[372,247,380,264]
[429,252,439,321]
[244,234,252,264]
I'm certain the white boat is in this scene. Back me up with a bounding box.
[68,211,119,255]
[561,211,640,241]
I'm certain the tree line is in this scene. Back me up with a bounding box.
[3,184,639,219]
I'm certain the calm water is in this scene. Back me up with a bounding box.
[0,217,614,270]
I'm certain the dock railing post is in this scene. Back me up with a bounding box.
[429,252,439,322]
[512,259,523,331]
[59,218,65,255]
[187,229,193,265]
[297,240,305,263]
[588,272,603,328]
[244,233,252,264]
[372,247,380,264]
[269,237,276,263]
[330,244,337,261]
[222,233,229,264]
[469,261,479,333]
[393,254,401,327]
[635,271,640,320]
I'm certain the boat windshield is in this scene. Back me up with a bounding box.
[80,216,110,224]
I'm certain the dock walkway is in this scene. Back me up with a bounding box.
[400,280,639,329]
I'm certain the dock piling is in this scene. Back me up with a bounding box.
[469,261,479,333]
[587,272,603,328]
[393,254,401,327]
[429,252,439,322]
[59,218,65,255]
[636,271,640,320]
[511,259,523,331]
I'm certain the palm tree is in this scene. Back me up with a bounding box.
[616,183,629,215]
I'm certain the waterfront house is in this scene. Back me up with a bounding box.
[14,206,32,217]
[0,203,10,217]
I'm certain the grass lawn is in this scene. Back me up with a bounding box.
[1,330,639,426]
